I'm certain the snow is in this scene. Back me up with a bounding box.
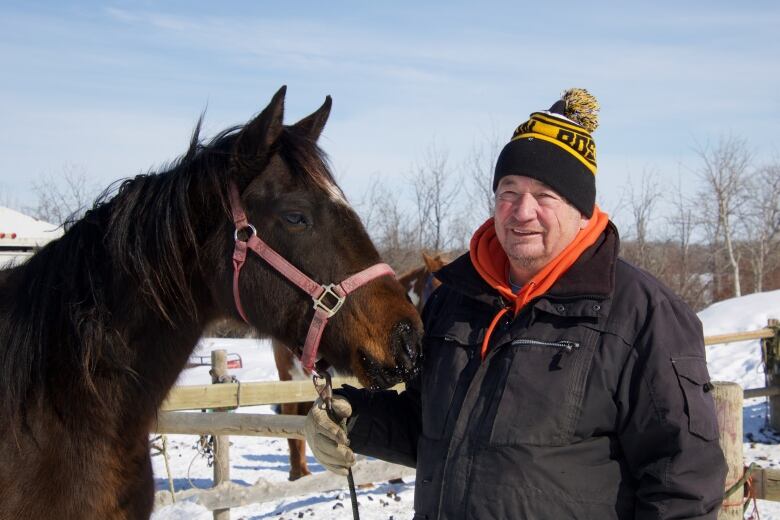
[152,292,780,519]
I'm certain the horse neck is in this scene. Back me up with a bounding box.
[96,187,222,404]
[0,181,224,420]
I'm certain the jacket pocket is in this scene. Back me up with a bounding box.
[487,327,599,447]
[671,356,719,441]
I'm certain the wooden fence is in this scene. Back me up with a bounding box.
[152,321,780,518]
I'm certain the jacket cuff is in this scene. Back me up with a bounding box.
[332,384,375,450]
[333,384,370,411]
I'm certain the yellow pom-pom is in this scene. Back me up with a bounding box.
[562,88,599,133]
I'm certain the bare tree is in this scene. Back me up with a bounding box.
[694,136,751,298]
[664,176,709,308]
[465,132,502,222]
[0,185,19,209]
[411,145,459,253]
[738,163,780,292]
[447,211,475,253]
[358,176,419,272]
[621,168,665,273]
[26,164,99,225]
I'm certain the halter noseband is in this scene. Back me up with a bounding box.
[228,183,395,374]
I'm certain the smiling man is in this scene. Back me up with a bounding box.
[305,89,727,519]
[494,175,590,284]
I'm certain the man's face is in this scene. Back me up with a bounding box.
[494,175,590,280]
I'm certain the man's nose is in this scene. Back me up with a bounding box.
[512,193,538,220]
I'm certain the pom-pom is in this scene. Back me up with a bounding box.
[562,88,599,133]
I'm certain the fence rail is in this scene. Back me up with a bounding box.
[704,328,774,346]
[161,377,403,411]
[154,411,305,439]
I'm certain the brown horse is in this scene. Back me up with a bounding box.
[398,252,449,314]
[273,252,449,480]
[0,87,422,520]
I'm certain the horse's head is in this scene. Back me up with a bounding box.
[422,252,449,275]
[210,87,421,389]
[399,252,449,314]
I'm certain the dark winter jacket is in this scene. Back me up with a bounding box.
[338,223,727,519]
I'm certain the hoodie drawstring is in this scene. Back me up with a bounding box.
[481,307,509,360]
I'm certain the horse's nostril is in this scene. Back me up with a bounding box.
[392,320,421,368]
[405,341,417,361]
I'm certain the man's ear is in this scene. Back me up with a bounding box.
[579,214,591,229]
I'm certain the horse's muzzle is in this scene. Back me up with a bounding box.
[361,319,421,389]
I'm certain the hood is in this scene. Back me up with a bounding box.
[469,206,610,315]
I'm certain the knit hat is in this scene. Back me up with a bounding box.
[493,88,600,217]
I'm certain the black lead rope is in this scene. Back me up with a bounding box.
[346,463,359,520]
[314,372,360,520]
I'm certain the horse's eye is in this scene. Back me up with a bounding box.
[282,212,308,226]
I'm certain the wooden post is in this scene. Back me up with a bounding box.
[765,319,780,431]
[752,467,780,502]
[713,382,743,520]
[210,350,231,520]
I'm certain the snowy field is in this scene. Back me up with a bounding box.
[152,290,780,519]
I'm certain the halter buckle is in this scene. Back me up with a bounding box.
[234,223,257,242]
[313,284,345,318]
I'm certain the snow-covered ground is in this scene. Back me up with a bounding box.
[151,337,416,520]
[152,291,780,519]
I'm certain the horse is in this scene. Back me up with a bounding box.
[398,252,449,314]
[0,86,422,520]
[272,251,449,481]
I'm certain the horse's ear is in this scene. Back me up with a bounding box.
[232,86,286,186]
[423,253,441,273]
[292,95,332,141]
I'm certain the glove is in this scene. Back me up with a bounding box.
[304,395,356,476]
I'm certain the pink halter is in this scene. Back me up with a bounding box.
[228,183,395,374]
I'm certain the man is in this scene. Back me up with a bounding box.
[305,89,727,519]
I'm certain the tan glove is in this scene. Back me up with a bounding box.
[304,395,356,476]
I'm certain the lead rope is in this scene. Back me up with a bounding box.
[722,462,760,517]
[314,372,360,520]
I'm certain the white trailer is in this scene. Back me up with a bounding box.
[0,206,63,268]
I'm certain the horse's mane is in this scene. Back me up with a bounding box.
[0,117,335,420]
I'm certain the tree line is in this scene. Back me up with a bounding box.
[13,135,780,312]
[616,136,780,310]
[358,134,780,311]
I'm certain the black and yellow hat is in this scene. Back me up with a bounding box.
[493,88,599,217]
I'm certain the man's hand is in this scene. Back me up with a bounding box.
[304,395,356,476]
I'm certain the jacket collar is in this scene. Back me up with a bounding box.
[435,221,620,312]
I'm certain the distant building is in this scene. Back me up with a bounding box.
[0,206,63,268]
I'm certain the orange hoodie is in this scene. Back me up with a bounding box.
[469,205,609,360]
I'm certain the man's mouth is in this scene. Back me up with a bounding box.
[511,228,542,236]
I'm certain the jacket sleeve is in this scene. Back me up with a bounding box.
[330,285,451,468]
[617,296,727,519]
[333,377,422,468]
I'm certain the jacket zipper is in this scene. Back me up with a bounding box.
[511,338,580,352]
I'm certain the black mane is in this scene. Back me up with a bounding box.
[0,117,335,421]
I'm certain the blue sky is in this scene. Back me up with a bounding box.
[1,1,778,231]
